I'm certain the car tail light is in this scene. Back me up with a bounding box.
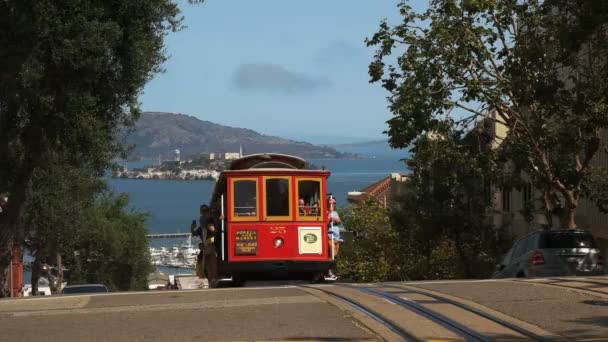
[531,250,545,265]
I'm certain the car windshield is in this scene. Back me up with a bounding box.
[63,286,107,294]
[539,232,597,249]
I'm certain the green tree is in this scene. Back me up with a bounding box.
[367,0,608,229]
[23,154,103,295]
[0,0,181,296]
[393,133,511,279]
[338,199,417,282]
[68,192,151,291]
[22,151,151,294]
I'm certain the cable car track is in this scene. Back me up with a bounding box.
[546,277,608,288]
[340,284,491,342]
[319,284,549,342]
[300,285,421,341]
[381,284,549,341]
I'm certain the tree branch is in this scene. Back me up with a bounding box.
[576,131,601,182]
[453,102,488,118]
[490,12,512,59]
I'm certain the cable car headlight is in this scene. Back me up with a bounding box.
[273,237,284,248]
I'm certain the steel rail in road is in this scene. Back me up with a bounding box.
[340,284,489,342]
[383,284,548,342]
[517,278,608,297]
[547,277,608,288]
[300,285,420,342]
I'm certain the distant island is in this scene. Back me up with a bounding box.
[328,140,410,160]
[112,152,325,181]
[125,112,364,160]
[113,157,227,181]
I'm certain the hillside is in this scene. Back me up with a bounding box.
[329,140,410,159]
[125,112,352,159]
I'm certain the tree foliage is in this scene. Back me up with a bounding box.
[338,199,417,282]
[22,153,151,294]
[0,0,181,296]
[339,138,511,282]
[23,153,103,294]
[67,192,151,292]
[393,133,512,279]
[367,0,608,229]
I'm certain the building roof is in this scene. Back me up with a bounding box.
[347,173,410,207]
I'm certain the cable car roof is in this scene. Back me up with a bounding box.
[228,153,306,170]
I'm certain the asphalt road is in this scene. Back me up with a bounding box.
[1,277,607,341]
[0,286,377,342]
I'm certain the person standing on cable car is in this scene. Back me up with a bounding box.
[191,219,204,279]
[326,197,342,280]
[202,220,219,288]
[210,206,224,266]
[194,205,212,282]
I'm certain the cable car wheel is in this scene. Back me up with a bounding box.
[232,274,246,287]
[310,272,324,284]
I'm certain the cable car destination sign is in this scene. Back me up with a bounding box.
[235,229,257,255]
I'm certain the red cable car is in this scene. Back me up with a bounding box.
[209,153,334,284]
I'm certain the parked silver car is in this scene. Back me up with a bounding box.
[493,229,604,278]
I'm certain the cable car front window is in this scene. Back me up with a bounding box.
[265,178,290,217]
[298,179,321,218]
[233,180,257,218]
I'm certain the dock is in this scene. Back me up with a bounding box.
[146,233,191,239]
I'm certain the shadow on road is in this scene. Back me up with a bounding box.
[559,314,608,339]
[581,299,608,307]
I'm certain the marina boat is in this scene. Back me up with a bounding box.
[149,236,199,269]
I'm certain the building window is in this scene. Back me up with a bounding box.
[297,178,322,220]
[232,179,258,220]
[502,190,511,213]
[264,177,291,219]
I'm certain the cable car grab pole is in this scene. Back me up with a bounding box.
[221,194,225,261]
[330,195,335,261]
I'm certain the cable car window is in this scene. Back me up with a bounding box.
[298,179,321,218]
[233,179,257,218]
[265,178,291,217]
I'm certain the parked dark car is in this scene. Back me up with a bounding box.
[62,284,109,294]
[493,229,604,278]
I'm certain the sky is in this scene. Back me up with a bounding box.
[139,0,424,145]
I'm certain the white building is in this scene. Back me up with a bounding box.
[225,152,240,160]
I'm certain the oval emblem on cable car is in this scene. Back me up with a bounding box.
[303,233,317,244]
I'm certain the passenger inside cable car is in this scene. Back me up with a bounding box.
[297,179,322,217]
